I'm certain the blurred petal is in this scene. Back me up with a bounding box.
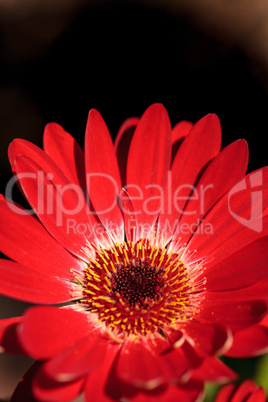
[193,357,237,383]
[33,365,85,402]
[181,321,231,356]
[225,318,268,357]
[0,259,75,304]
[44,335,108,382]
[198,297,267,331]
[85,344,120,402]
[19,306,91,359]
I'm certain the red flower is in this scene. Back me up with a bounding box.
[215,380,266,402]
[0,104,267,401]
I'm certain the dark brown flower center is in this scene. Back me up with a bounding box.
[110,261,162,308]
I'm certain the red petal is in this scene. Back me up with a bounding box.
[33,365,85,402]
[171,120,193,163]
[159,113,221,238]
[225,321,268,357]
[0,259,75,304]
[192,357,238,383]
[85,344,120,402]
[114,117,139,186]
[14,155,94,259]
[116,340,192,390]
[126,381,204,402]
[44,335,108,382]
[181,321,231,356]
[0,196,79,280]
[116,341,164,389]
[215,384,236,402]
[205,237,268,291]
[158,345,192,382]
[0,316,25,354]
[126,103,172,236]
[11,361,42,402]
[201,216,268,268]
[43,123,87,195]
[232,379,258,402]
[202,279,268,303]
[247,387,266,402]
[198,296,267,331]
[85,108,123,240]
[18,306,90,359]
[171,120,193,145]
[188,166,268,259]
[119,188,140,241]
[174,139,248,247]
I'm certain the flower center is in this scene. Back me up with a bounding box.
[82,239,204,339]
[110,259,162,307]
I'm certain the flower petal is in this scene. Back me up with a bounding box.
[159,113,222,238]
[85,108,123,240]
[202,216,268,268]
[116,341,192,390]
[232,380,258,401]
[193,357,237,383]
[215,381,266,402]
[205,237,268,291]
[225,318,268,357]
[33,365,85,402]
[114,117,139,186]
[159,345,193,382]
[116,341,164,389]
[14,155,94,260]
[215,384,236,402]
[43,123,87,195]
[124,381,204,402]
[181,321,231,356]
[18,306,91,359]
[119,188,140,241]
[174,139,248,247]
[0,259,75,304]
[84,344,120,402]
[198,296,267,331]
[247,387,267,402]
[188,166,268,259]
[44,335,108,382]
[126,103,171,236]
[171,120,193,163]
[0,196,80,280]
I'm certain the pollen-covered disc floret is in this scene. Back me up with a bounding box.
[82,239,205,339]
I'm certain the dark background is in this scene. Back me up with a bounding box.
[0,0,267,400]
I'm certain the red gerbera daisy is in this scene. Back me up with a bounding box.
[0,104,267,401]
